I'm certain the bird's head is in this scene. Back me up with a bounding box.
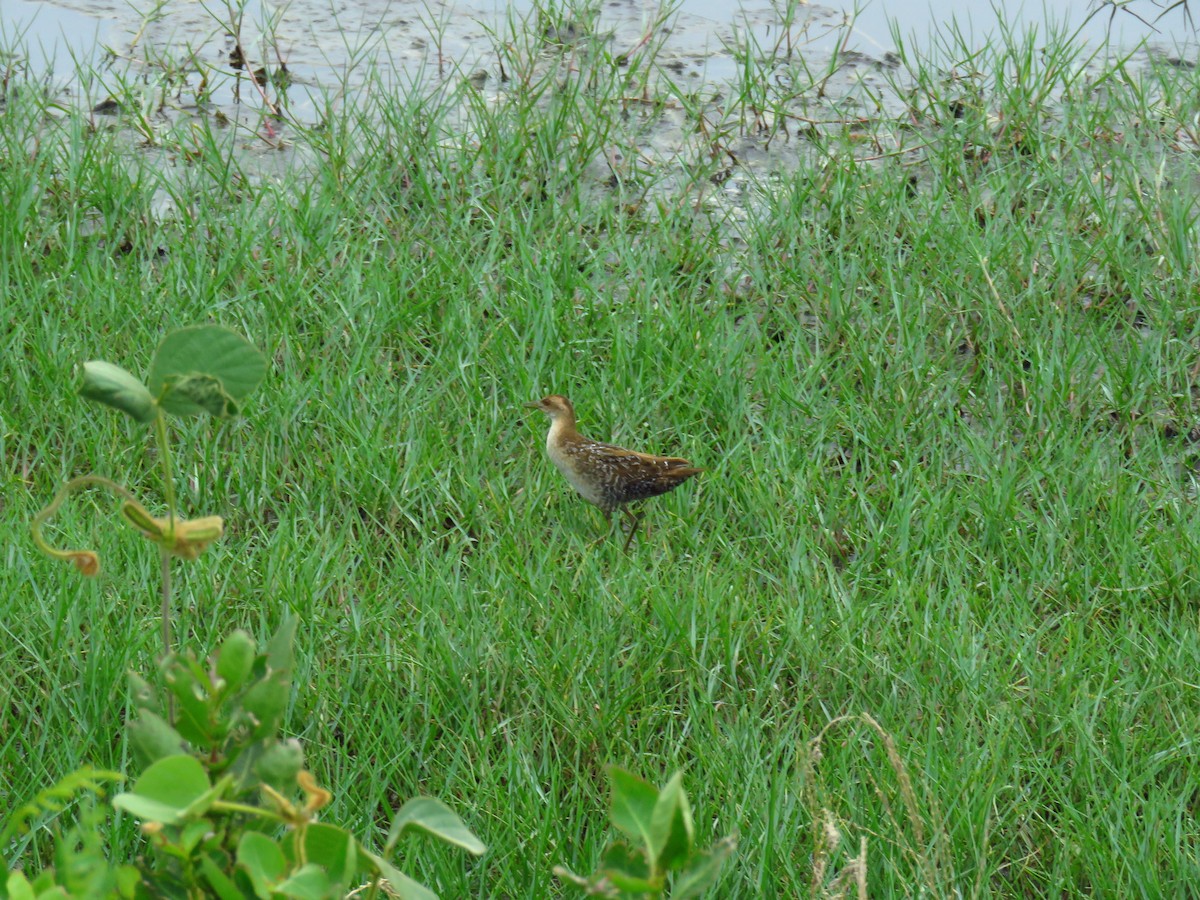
[523,394,575,421]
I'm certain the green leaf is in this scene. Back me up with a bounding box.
[264,616,297,674]
[648,772,693,871]
[254,740,304,793]
[163,658,216,746]
[115,865,141,898]
[599,841,655,891]
[162,373,238,417]
[384,797,485,856]
[5,871,37,900]
[217,630,256,693]
[285,824,357,887]
[179,818,215,855]
[274,864,332,900]
[147,326,266,419]
[112,756,213,825]
[606,869,659,893]
[241,676,288,741]
[607,767,659,851]
[25,871,63,896]
[127,711,186,768]
[359,848,437,900]
[200,852,249,900]
[80,361,157,424]
[671,836,737,899]
[127,673,160,716]
[237,832,286,900]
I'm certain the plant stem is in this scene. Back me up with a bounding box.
[154,411,177,676]
[160,548,172,660]
[154,411,178,530]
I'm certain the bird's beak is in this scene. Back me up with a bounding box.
[522,400,542,410]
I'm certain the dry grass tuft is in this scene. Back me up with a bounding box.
[804,713,955,897]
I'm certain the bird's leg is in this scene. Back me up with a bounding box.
[587,510,617,550]
[621,506,646,551]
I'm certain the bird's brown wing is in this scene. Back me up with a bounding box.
[581,440,702,503]
[589,440,698,469]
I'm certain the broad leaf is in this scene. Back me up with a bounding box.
[360,848,437,900]
[238,831,287,899]
[217,630,256,693]
[112,756,212,824]
[607,767,658,850]
[385,797,485,856]
[648,772,693,870]
[241,675,288,741]
[4,871,37,900]
[163,658,216,746]
[275,864,331,899]
[180,818,215,854]
[80,361,157,423]
[161,372,237,418]
[600,840,655,890]
[199,852,247,900]
[254,740,304,793]
[264,616,297,674]
[285,824,357,887]
[672,836,737,899]
[606,869,660,893]
[127,711,186,767]
[148,326,265,418]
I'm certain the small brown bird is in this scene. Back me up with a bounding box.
[524,394,701,549]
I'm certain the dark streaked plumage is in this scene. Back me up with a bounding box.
[524,394,701,549]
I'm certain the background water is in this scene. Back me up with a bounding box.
[3,0,1195,80]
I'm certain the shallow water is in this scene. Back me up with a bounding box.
[1,0,859,127]
[2,0,1195,225]
[5,0,1194,94]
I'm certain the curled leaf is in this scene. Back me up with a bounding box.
[120,499,166,539]
[80,361,157,424]
[170,516,224,560]
[69,551,101,576]
[120,502,224,560]
[161,373,238,418]
[31,475,142,576]
[298,770,332,816]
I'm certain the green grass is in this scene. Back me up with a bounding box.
[3,1,1200,894]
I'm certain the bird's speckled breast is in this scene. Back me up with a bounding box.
[547,433,610,508]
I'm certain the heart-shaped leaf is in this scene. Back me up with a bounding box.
[80,361,157,423]
[148,326,266,418]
